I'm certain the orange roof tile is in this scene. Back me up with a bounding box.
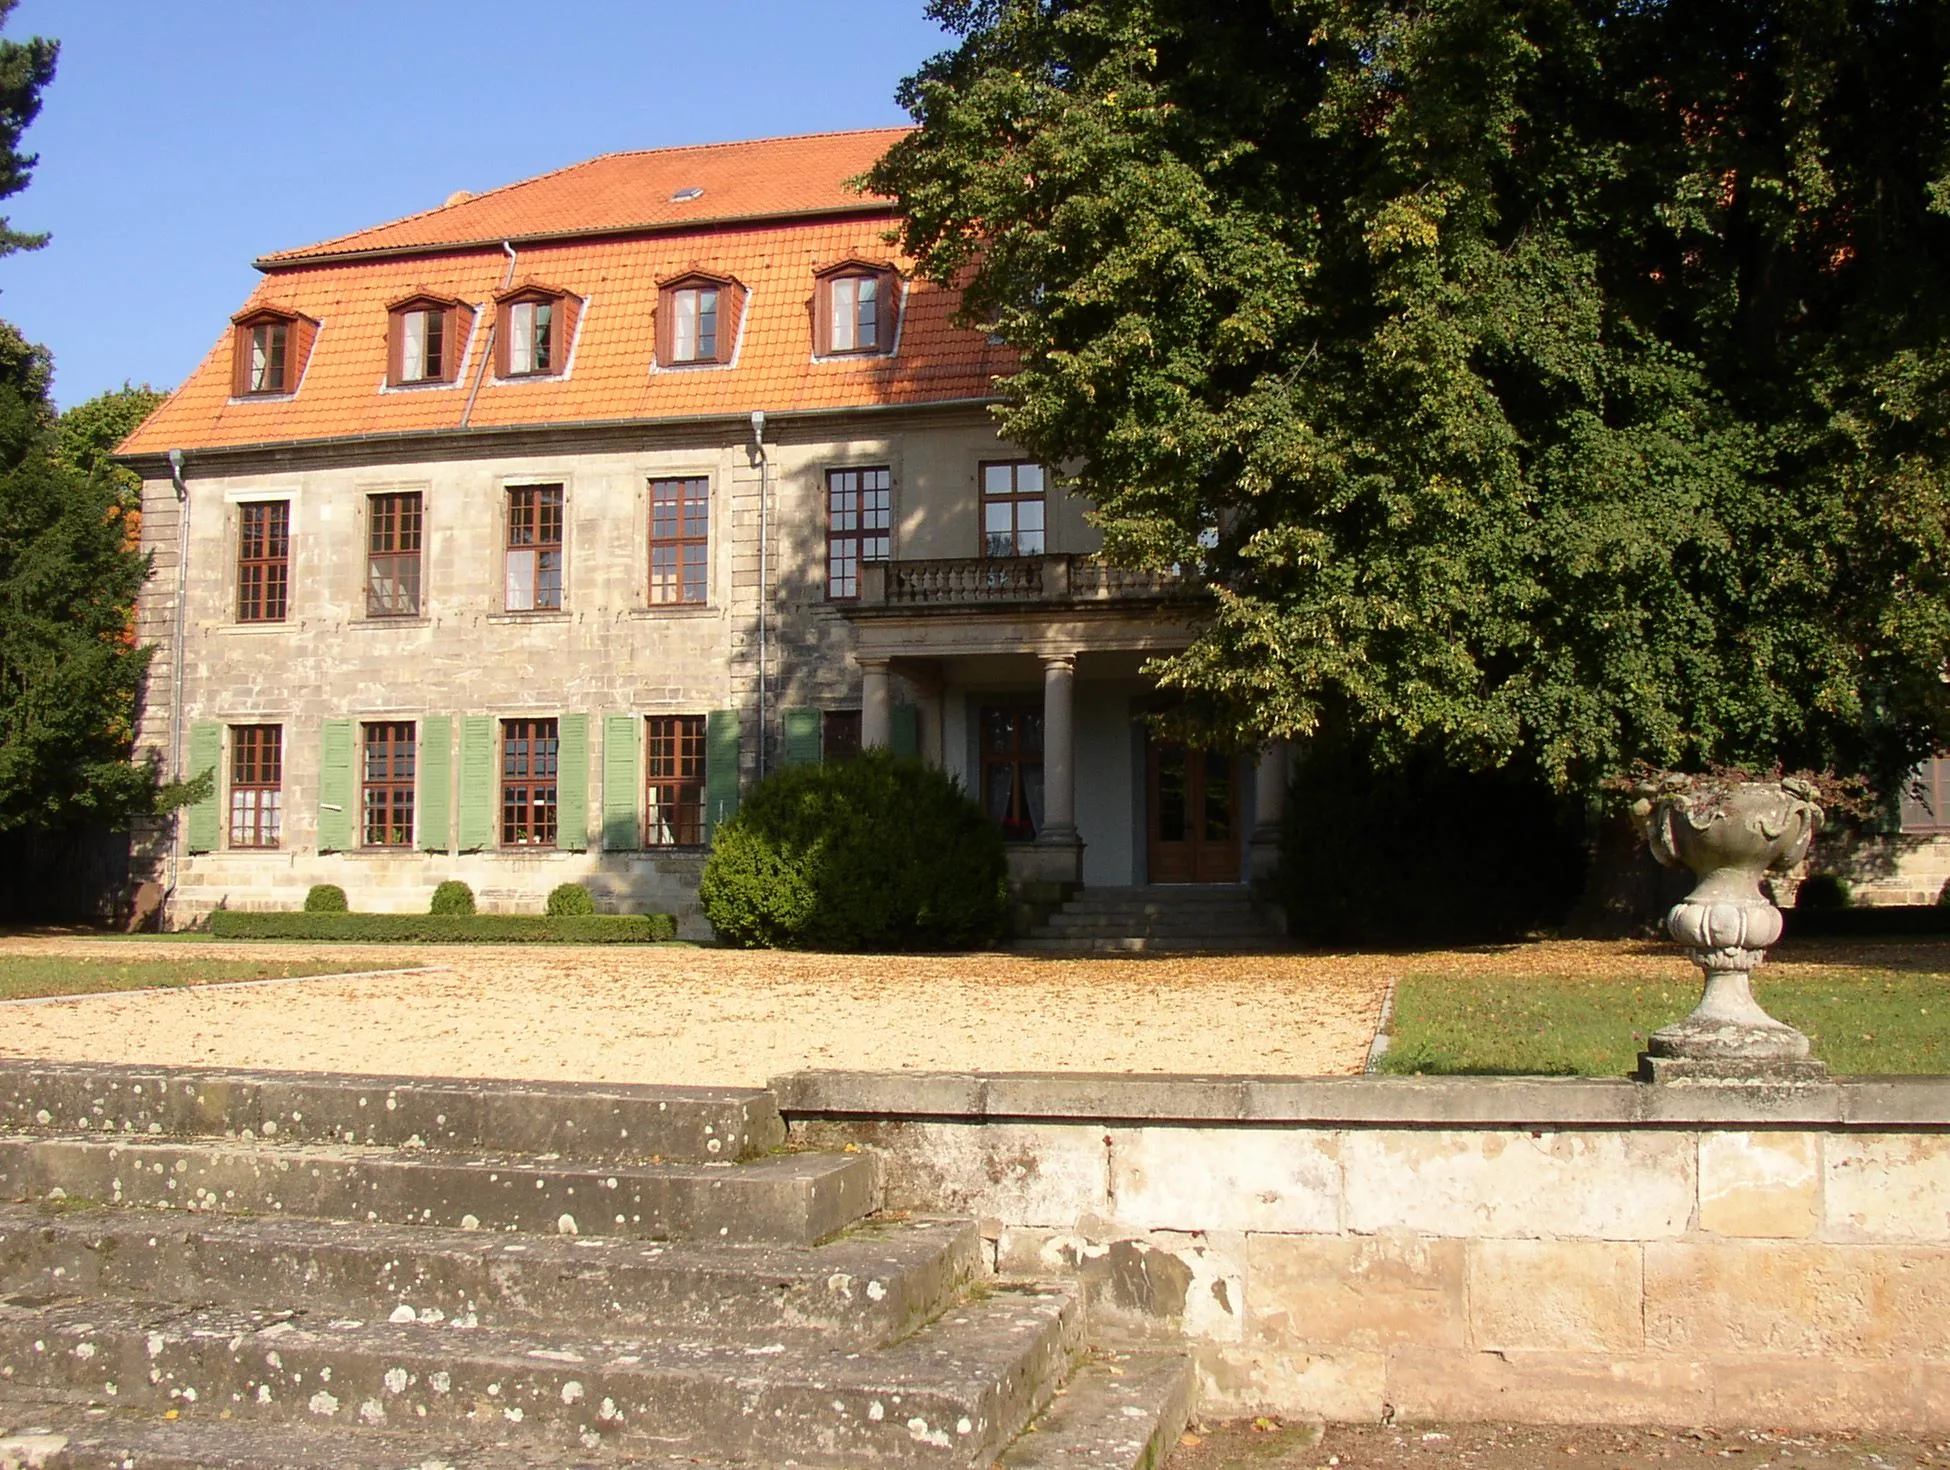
[121,214,1009,458]
[260,128,909,265]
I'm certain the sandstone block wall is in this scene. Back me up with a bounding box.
[782,1075,1950,1431]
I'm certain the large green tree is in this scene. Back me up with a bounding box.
[0,3,180,836]
[870,0,1950,797]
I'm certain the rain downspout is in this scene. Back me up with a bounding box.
[751,410,769,778]
[166,448,190,907]
[461,240,518,426]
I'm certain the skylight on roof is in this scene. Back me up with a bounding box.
[670,186,705,202]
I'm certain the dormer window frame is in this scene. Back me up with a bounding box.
[494,281,581,380]
[655,271,745,369]
[229,306,318,399]
[813,259,902,358]
[386,292,472,389]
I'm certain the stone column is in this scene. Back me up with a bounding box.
[918,685,945,768]
[1250,741,1288,881]
[1039,653,1078,844]
[860,658,892,750]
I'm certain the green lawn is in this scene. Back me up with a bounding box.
[1379,970,1950,1076]
[0,955,399,1003]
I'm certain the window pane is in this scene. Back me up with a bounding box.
[983,463,1016,495]
[509,302,533,374]
[506,548,535,611]
[1017,499,1045,532]
[831,277,857,352]
[697,289,718,359]
[534,302,552,371]
[424,311,445,378]
[673,290,697,360]
[403,312,426,381]
[1016,463,1045,494]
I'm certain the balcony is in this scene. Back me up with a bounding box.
[851,554,1189,612]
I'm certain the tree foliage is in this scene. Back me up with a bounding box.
[0,337,174,830]
[870,0,1950,797]
[0,0,53,259]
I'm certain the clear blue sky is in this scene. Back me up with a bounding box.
[3,1,953,409]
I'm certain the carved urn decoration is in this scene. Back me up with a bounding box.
[1631,774,1828,1082]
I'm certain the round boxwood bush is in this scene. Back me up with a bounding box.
[700,751,1007,950]
[303,883,349,914]
[546,882,596,917]
[429,880,476,916]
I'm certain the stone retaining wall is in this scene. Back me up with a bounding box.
[776,1072,1950,1431]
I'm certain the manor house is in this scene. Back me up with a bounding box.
[120,129,1290,934]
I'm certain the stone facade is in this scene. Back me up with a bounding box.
[780,1072,1950,1431]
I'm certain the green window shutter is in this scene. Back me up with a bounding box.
[557,713,589,851]
[782,707,821,767]
[185,722,221,853]
[603,713,641,851]
[890,705,920,760]
[317,720,354,852]
[418,716,453,852]
[458,715,495,851]
[706,708,742,838]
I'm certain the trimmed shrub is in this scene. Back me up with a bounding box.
[429,880,476,916]
[303,884,349,914]
[208,912,676,943]
[546,882,596,917]
[699,750,1007,949]
[1795,873,1852,910]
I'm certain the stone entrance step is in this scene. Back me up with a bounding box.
[0,1287,1081,1467]
[0,1206,981,1344]
[0,1062,1191,1467]
[0,1134,874,1246]
[1019,885,1288,954]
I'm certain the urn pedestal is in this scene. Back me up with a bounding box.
[1633,778,1828,1084]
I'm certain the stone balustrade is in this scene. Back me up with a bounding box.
[855,555,1186,610]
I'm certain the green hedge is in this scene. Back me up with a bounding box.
[699,750,1007,949]
[207,912,677,943]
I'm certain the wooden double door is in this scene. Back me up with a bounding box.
[1145,737,1241,884]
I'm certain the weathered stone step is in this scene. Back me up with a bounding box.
[0,1399,673,1467]
[0,1062,783,1165]
[1017,936,1286,954]
[996,1349,1194,1469]
[0,1205,978,1346]
[0,1136,877,1246]
[1038,915,1275,935]
[0,1284,1081,1467]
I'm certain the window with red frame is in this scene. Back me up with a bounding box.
[649,477,708,605]
[501,718,558,847]
[362,721,415,847]
[228,725,282,848]
[366,492,422,617]
[237,501,290,622]
[645,715,707,846]
[505,484,563,611]
[826,467,891,599]
[980,462,1046,558]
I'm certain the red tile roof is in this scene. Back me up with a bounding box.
[260,128,909,264]
[122,130,1006,459]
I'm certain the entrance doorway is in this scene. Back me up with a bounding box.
[1145,737,1241,883]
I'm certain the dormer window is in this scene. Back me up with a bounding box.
[230,306,317,398]
[656,273,744,367]
[814,261,901,357]
[387,294,472,387]
[495,282,581,379]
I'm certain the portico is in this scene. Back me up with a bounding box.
[844,554,1284,891]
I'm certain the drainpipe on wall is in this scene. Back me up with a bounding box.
[460,241,518,427]
[751,410,769,779]
[165,448,190,908]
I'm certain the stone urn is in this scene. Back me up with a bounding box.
[1630,775,1828,1081]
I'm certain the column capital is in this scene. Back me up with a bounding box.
[1039,651,1078,673]
[854,655,892,673]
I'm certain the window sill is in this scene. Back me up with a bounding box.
[222,621,295,634]
[486,610,571,624]
[628,604,716,619]
[353,615,431,629]
[340,846,423,856]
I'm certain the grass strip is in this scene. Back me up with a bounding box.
[206,912,677,943]
[0,956,407,1003]
[1379,970,1950,1077]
